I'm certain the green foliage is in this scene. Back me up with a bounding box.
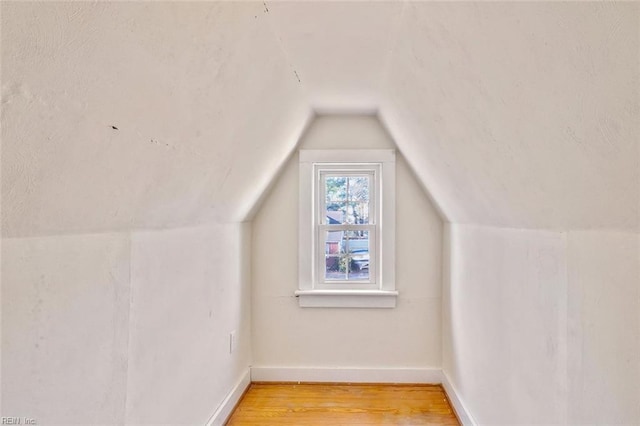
[338,255,349,273]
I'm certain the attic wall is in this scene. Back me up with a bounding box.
[1,1,308,238]
[125,224,251,425]
[381,2,639,230]
[2,3,271,423]
[443,225,640,424]
[1,224,252,425]
[251,116,444,369]
[433,4,640,423]
[565,231,640,424]
[2,233,131,424]
[3,2,639,425]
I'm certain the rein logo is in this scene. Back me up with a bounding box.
[1,418,36,425]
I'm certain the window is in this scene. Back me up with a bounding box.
[297,150,397,308]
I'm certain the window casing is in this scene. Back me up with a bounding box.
[297,150,397,308]
[317,166,377,288]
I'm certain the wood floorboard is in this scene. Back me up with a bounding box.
[226,383,461,425]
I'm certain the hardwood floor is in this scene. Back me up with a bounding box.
[226,382,461,425]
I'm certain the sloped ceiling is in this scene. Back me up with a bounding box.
[2,2,638,237]
[381,2,639,230]
[1,2,309,237]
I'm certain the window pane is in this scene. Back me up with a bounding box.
[325,202,348,225]
[349,176,370,225]
[325,175,372,225]
[348,177,369,202]
[325,176,347,224]
[324,231,371,282]
[347,231,369,281]
[325,176,347,203]
[325,255,347,281]
[350,201,369,224]
[325,230,345,254]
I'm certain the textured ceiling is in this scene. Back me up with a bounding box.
[2,2,638,237]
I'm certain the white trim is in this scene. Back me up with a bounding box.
[316,166,378,288]
[380,155,395,289]
[441,371,477,426]
[295,289,398,308]
[206,369,251,426]
[300,149,395,163]
[250,366,442,384]
[299,159,314,291]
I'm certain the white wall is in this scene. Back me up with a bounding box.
[1,224,252,425]
[251,115,444,369]
[566,231,640,425]
[2,233,131,425]
[126,224,251,425]
[443,224,640,425]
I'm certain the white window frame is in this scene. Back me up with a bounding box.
[296,149,397,308]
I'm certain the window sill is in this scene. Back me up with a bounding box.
[294,289,398,308]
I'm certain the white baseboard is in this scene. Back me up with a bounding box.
[206,369,251,426]
[441,370,477,426]
[250,366,443,384]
